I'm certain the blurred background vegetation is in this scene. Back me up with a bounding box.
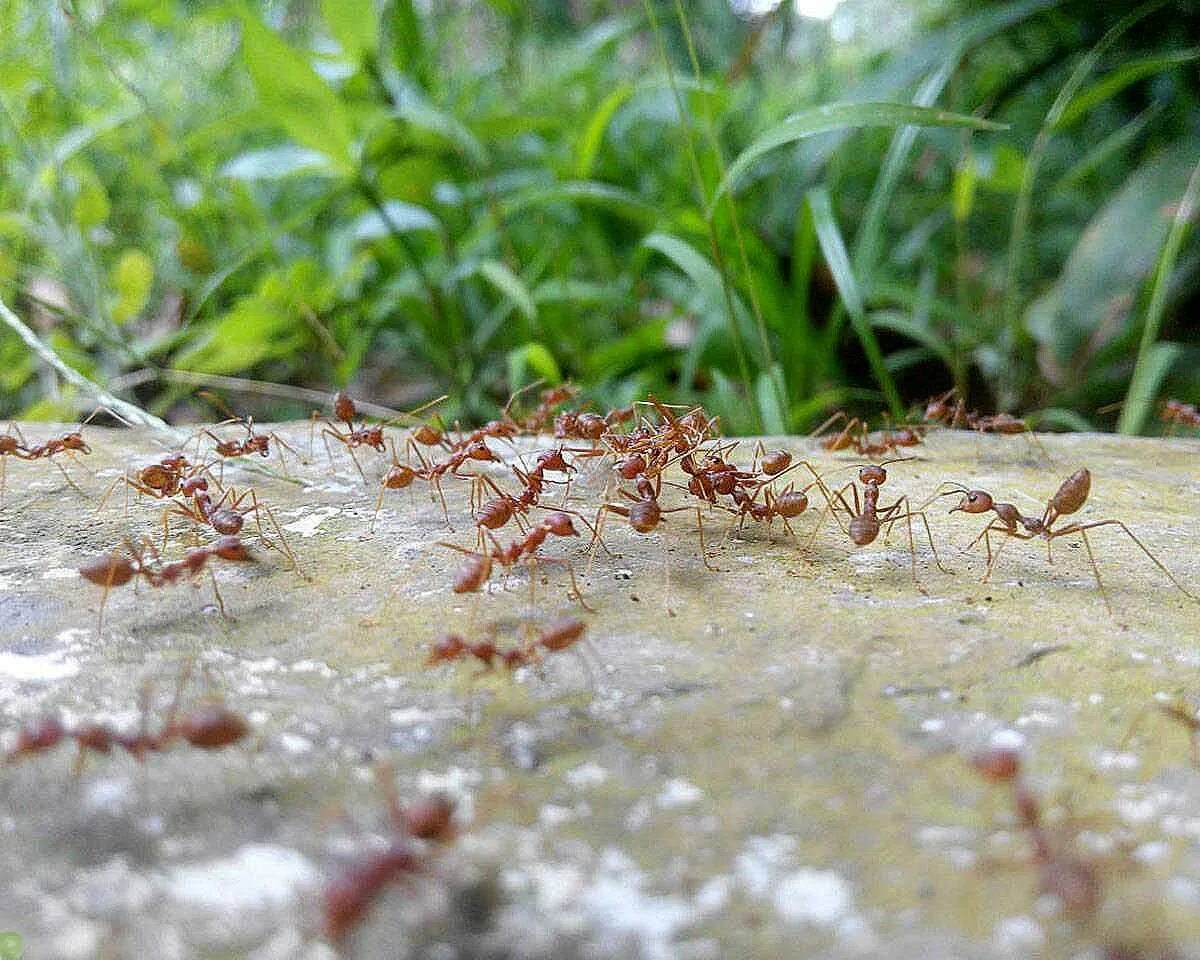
[0,0,1197,434]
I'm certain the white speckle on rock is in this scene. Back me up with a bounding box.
[539,804,578,828]
[417,766,481,820]
[163,844,318,912]
[566,762,609,789]
[988,728,1026,750]
[1093,749,1139,773]
[389,706,464,725]
[83,778,131,815]
[282,507,339,538]
[771,868,852,925]
[278,733,312,755]
[579,848,696,960]
[0,649,79,681]
[41,566,80,579]
[656,778,702,809]
[735,834,797,897]
[993,915,1044,952]
[1132,840,1170,865]
[694,875,732,915]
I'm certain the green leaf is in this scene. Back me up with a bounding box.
[1119,156,1200,434]
[219,145,334,180]
[575,81,636,178]
[868,310,954,371]
[755,367,787,435]
[1056,47,1200,130]
[350,201,439,241]
[240,13,355,173]
[854,57,957,285]
[952,153,977,224]
[73,179,110,229]
[389,0,426,80]
[110,249,154,324]
[478,260,536,323]
[1119,342,1183,435]
[321,0,378,61]
[711,102,1006,209]
[1026,146,1197,372]
[507,342,560,388]
[807,188,903,418]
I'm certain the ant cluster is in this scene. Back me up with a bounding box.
[3,381,1198,948]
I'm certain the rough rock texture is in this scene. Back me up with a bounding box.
[0,424,1198,959]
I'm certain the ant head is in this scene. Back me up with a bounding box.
[405,794,456,841]
[972,746,1021,783]
[211,536,254,562]
[544,512,578,537]
[180,476,208,496]
[859,464,887,486]
[949,490,993,514]
[62,431,90,453]
[537,448,571,473]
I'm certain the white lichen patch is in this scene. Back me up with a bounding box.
[162,844,318,912]
[282,506,340,538]
[0,648,80,681]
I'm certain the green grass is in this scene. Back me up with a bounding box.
[0,0,1197,434]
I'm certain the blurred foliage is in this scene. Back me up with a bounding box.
[0,0,1197,433]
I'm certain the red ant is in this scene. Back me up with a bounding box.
[78,534,255,634]
[322,776,456,943]
[940,468,1195,611]
[922,388,1047,458]
[5,665,248,774]
[970,746,1101,919]
[160,474,300,573]
[813,460,950,592]
[311,391,387,481]
[426,617,587,673]
[1160,399,1200,433]
[0,410,102,502]
[811,412,925,457]
[440,511,593,610]
[192,391,300,478]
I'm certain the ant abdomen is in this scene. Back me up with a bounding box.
[774,490,808,518]
[175,705,249,749]
[761,450,791,475]
[1050,468,1091,517]
[629,500,661,533]
[79,554,137,588]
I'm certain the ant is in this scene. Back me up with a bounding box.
[813,460,950,592]
[0,409,104,502]
[1160,399,1200,433]
[192,391,300,478]
[160,474,300,573]
[311,391,387,481]
[811,412,925,457]
[78,534,255,635]
[922,388,1047,459]
[940,468,1195,611]
[426,617,587,673]
[5,665,248,774]
[322,776,456,943]
[970,746,1101,919]
[440,511,593,611]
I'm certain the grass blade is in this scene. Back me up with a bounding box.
[1118,156,1200,434]
[710,103,1005,211]
[807,187,903,418]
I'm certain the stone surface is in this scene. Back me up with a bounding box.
[0,424,1198,959]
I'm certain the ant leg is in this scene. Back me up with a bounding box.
[662,527,676,618]
[207,569,231,619]
[694,507,720,572]
[370,479,389,534]
[1055,520,1196,602]
[915,510,952,575]
[1075,528,1114,614]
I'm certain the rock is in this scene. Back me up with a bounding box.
[1,425,1199,958]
